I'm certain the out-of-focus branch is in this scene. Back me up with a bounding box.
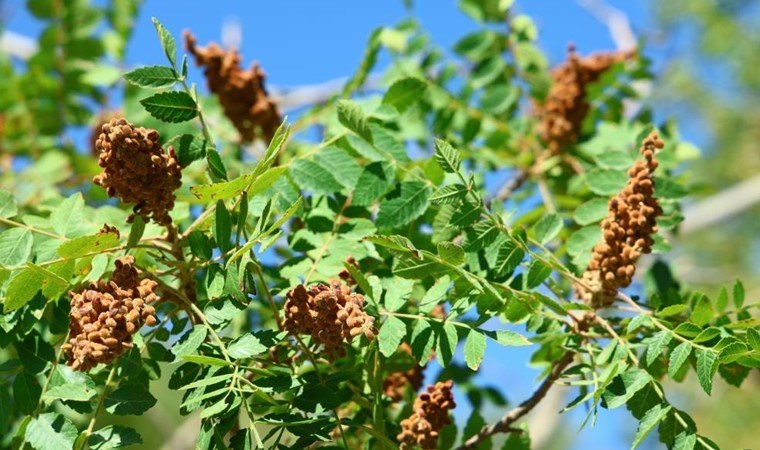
[456,352,574,450]
[577,0,650,119]
[270,74,383,110]
[577,0,637,51]
[0,30,37,59]
[679,173,760,235]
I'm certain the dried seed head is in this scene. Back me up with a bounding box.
[576,131,664,308]
[535,46,635,153]
[89,110,121,157]
[283,279,377,359]
[383,343,424,402]
[397,380,456,450]
[338,256,360,285]
[93,118,182,225]
[62,256,159,371]
[184,31,280,144]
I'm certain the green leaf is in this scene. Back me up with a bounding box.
[384,279,414,312]
[524,260,552,289]
[353,162,395,206]
[167,134,207,167]
[593,151,636,170]
[574,198,609,225]
[336,100,373,143]
[646,331,673,366]
[602,369,652,409]
[463,221,499,252]
[376,181,431,228]
[82,64,123,87]
[689,294,713,327]
[746,328,760,352]
[140,91,198,123]
[436,321,459,367]
[172,325,208,357]
[127,216,145,249]
[464,329,486,371]
[673,322,701,338]
[566,226,601,266]
[502,430,531,450]
[206,150,228,181]
[430,184,468,204]
[434,139,462,173]
[0,190,18,218]
[289,159,343,195]
[25,413,78,450]
[654,177,688,200]
[715,286,728,312]
[313,147,361,190]
[43,365,97,402]
[6,265,67,311]
[656,304,689,318]
[410,319,435,364]
[493,240,524,278]
[672,432,697,450]
[228,333,269,359]
[51,194,85,238]
[732,279,745,309]
[394,255,451,280]
[718,342,748,364]
[631,404,671,449]
[105,384,157,415]
[586,168,628,196]
[533,213,563,244]
[696,348,718,395]
[382,77,427,113]
[481,83,519,114]
[88,425,143,449]
[692,327,720,343]
[215,200,232,253]
[13,372,41,414]
[627,315,651,334]
[124,65,178,88]
[57,228,120,258]
[488,330,531,346]
[378,316,407,358]
[668,342,692,379]
[449,201,481,230]
[366,234,420,258]
[191,166,287,202]
[437,242,465,265]
[181,355,231,367]
[151,17,177,67]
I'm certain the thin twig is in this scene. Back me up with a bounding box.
[456,351,574,450]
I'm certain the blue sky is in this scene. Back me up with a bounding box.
[5,1,668,449]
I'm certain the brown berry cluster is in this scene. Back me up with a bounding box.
[535,46,635,153]
[383,343,424,402]
[384,307,445,402]
[63,256,159,371]
[397,380,456,450]
[184,31,280,143]
[283,280,377,359]
[93,118,182,226]
[577,131,664,308]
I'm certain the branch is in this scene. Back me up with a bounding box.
[576,0,636,51]
[271,74,383,110]
[0,31,38,59]
[487,168,530,206]
[679,173,760,235]
[456,351,574,450]
[576,0,650,118]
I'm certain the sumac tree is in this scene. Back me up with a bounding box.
[0,2,757,450]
